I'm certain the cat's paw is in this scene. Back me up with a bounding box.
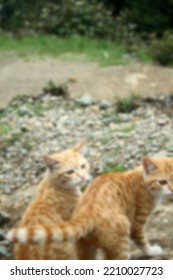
[145,244,163,257]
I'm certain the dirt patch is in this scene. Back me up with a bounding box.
[1,53,173,108]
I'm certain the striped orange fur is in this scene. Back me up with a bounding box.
[8,140,90,260]
[7,156,173,259]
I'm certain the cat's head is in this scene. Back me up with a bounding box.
[142,156,173,196]
[44,140,90,188]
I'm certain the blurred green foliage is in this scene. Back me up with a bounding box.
[1,0,173,65]
[0,0,116,40]
[1,0,173,38]
[150,31,173,66]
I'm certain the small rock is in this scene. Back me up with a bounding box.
[18,105,33,116]
[76,95,95,106]
[0,185,12,194]
[0,212,10,226]
[149,146,160,153]
[157,118,168,126]
[118,114,132,122]
[102,117,113,124]
[99,100,112,110]
[0,231,5,242]
[90,105,100,113]
[68,76,77,83]
[162,218,169,224]
[0,245,8,257]
[137,141,145,147]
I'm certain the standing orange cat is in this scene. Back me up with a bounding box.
[8,156,173,259]
[10,140,90,259]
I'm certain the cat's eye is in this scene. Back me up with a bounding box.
[159,179,168,185]
[81,164,86,169]
[66,170,74,175]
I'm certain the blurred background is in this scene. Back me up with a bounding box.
[1,0,173,65]
[1,0,173,260]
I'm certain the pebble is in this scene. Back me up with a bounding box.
[90,105,100,113]
[0,212,10,226]
[102,117,113,124]
[0,231,5,242]
[99,100,112,110]
[18,105,33,116]
[0,185,12,194]
[157,118,168,126]
[137,141,145,147]
[118,114,132,122]
[0,245,8,257]
[76,95,95,106]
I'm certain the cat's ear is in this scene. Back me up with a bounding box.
[142,156,158,175]
[44,155,59,171]
[73,139,88,155]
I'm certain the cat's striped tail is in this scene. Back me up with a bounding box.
[6,215,94,244]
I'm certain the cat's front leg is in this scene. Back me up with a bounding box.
[131,226,163,257]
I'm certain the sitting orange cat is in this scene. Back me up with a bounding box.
[9,140,90,259]
[8,156,173,259]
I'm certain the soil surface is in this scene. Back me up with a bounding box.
[1,53,173,108]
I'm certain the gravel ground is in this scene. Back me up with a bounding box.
[0,92,173,260]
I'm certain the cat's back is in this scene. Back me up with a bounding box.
[82,169,141,195]
[76,170,140,214]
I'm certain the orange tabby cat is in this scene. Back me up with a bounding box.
[8,156,173,259]
[9,140,90,260]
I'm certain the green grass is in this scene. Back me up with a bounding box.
[102,162,127,174]
[0,122,11,136]
[101,112,126,124]
[0,34,151,66]
[7,133,23,144]
[23,142,33,151]
[121,125,134,133]
[135,44,152,64]
[116,96,139,113]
